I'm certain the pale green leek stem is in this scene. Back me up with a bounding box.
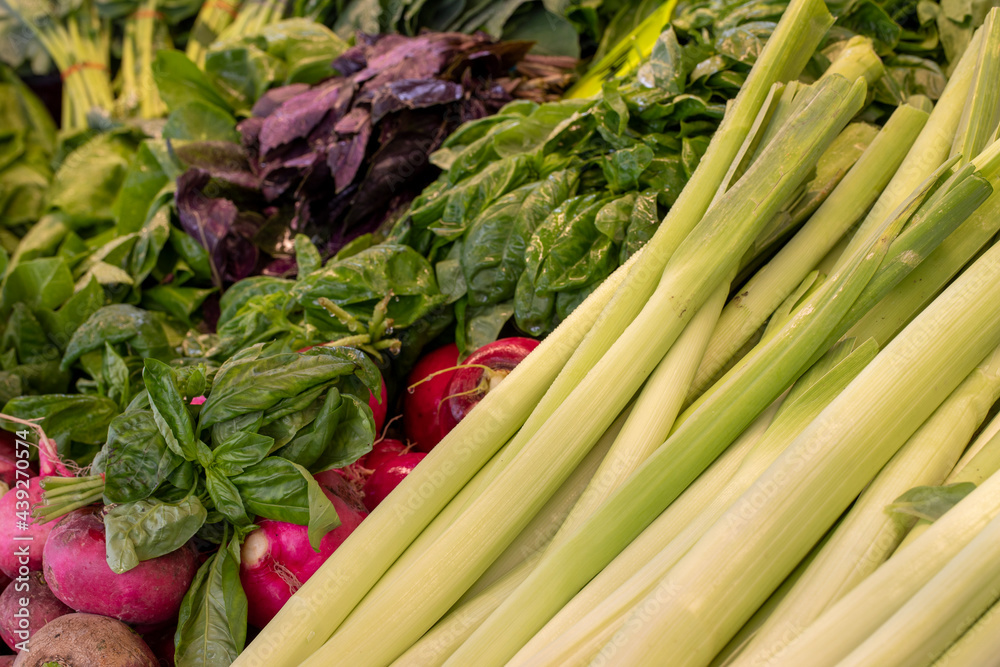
[932,596,1000,666]
[897,422,1000,551]
[732,342,1000,666]
[513,400,781,667]
[424,77,865,667]
[951,9,1000,166]
[602,225,1000,667]
[840,26,982,259]
[689,103,928,398]
[836,506,1000,667]
[516,341,877,667]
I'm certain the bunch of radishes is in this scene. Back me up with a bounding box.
[0,427,192,665]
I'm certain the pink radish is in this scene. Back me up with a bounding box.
[239,485,367,629]
[403,344,460,452]
[42,509,197,625]
[0,433,36,491]
[0,572,72,652]
[0,479,56,579]
[0,655,12,665]
[362,452,427,512]
[439,338,539,438]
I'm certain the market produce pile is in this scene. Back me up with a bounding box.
[4,0,1000,664]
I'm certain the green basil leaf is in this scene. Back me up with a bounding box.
[1,394,119,449]
[199,345,376,429]
[103,409,183,503]
[232,457,340,550]
[230,457,308,525]
[175,532,247,667]
[292,245,446,332]
[274,389,374,472]
[212,431,274,475]
[293,462,340,551]
[105,496,207,573]
[144,358,200,461]
[205,469,251,526]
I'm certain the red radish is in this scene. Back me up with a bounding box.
[0,572,72,651]
[362,439,408,471]
[312,468,367,515]
[0,656,12,666]
[403,343,460,452]
[439,338,540,439]
[0,478,56,579]
[368,375,388,435]
[11,613,157,667]
[240,485,367,629]
[42,509,198,625]
[362,452,427,512]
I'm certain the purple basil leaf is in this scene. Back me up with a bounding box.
[252,84,312,118]
[370,79,464,123]
[259,80,349,157]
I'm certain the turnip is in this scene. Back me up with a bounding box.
[0,479,55,579]
[403,343,460,452]
[42,509,197,626]
[240,484,367,628]
[362,452,427,512]
[11,613,157,667]
[438,337,540,438]
[0,572,72,652]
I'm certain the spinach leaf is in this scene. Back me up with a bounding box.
[0,257,74,316]
[153,50,234,114]
[103,409,184,503]
[430,155,535,239]
[163,101,240,143]
[1,394,119,450]
[105,496,207,574]
[61,305,172,371]
[461,169,578,307]
[175,533,247,667]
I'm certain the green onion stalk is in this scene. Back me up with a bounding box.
[0,0,114,129]
[185,0,241,66]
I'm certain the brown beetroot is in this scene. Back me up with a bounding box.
[12,613,157,667]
